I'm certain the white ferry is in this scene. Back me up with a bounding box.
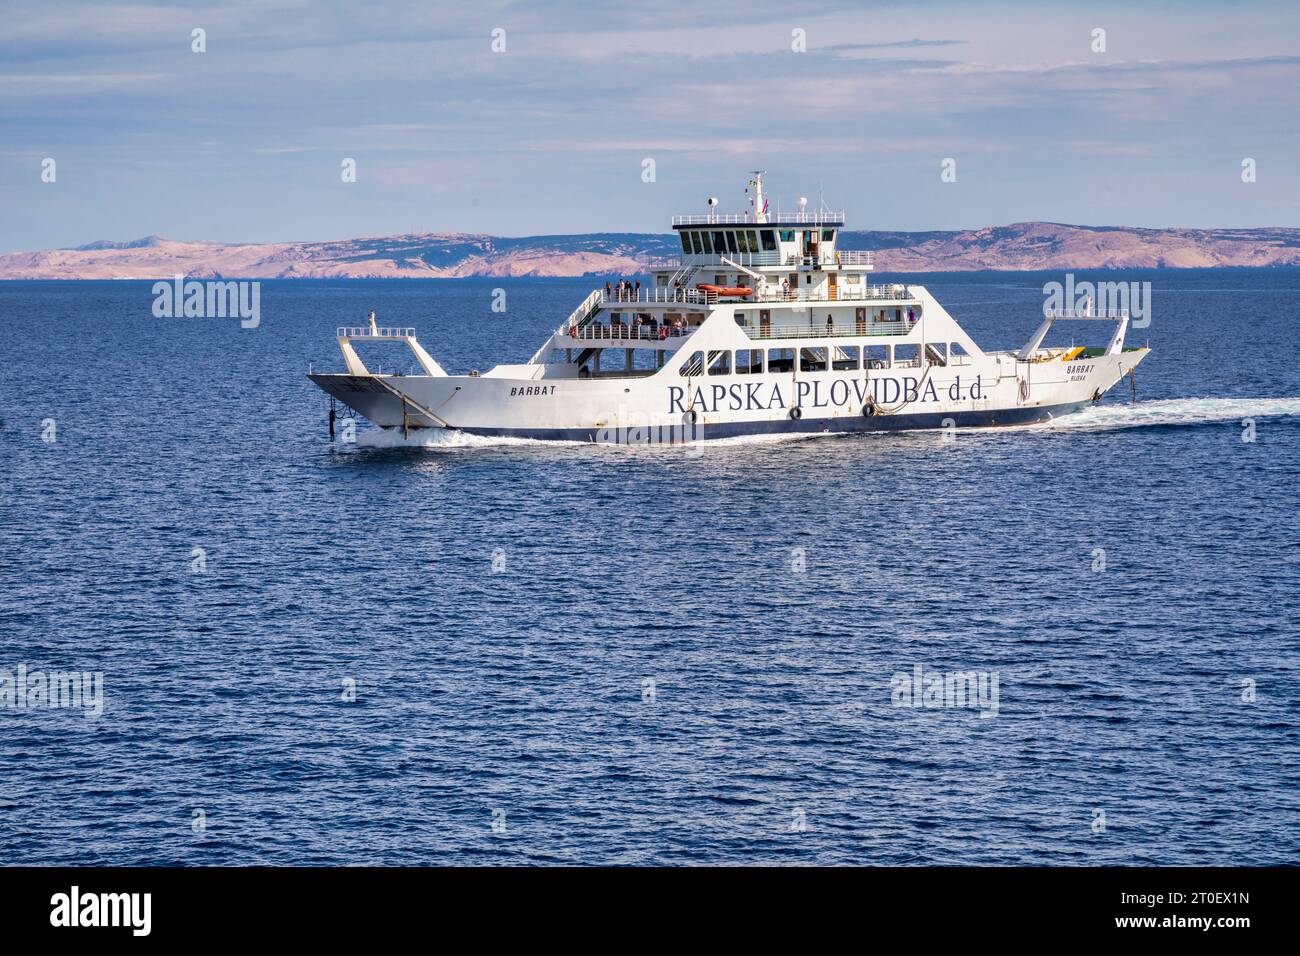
[309,173,1148,442]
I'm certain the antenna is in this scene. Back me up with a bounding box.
[748,170,767,223]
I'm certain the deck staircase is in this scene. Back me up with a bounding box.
[669,263,701,289]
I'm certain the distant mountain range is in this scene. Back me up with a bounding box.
[2,223,1299,279]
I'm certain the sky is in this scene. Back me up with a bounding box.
[1,0,1298,251]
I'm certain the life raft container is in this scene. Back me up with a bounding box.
[696,284,754,298]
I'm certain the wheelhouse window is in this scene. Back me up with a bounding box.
[760,230,777,251]
[707,350,731,375]
[680,233,691,254]
[725,231,739,254]
[779,230,794,242]
[690,232,704,255]
[822,229,835,242]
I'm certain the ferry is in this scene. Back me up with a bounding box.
[308,173,1149,443]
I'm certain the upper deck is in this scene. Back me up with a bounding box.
[656,174,868,289]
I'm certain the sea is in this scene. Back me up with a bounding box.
[1,269,1297,865]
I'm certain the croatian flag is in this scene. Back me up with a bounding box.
[762,197,769,214]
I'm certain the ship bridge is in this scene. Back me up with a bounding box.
[645,172,872,303]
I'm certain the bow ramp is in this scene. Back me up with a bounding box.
[308,311,455,432]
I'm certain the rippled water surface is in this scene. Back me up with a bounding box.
[2,272,1298,865]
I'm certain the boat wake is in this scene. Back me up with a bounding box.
[349,397,1300,449]
[356,428,585,449]
[1035,396,1300,432]
[354,426,828,450]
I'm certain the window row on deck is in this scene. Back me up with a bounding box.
[678,342,970,377]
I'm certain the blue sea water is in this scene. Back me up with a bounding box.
[1,270,1298,866]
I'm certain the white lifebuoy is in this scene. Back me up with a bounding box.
[683,409,697,425]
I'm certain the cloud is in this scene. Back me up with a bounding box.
[1,0,1297,249]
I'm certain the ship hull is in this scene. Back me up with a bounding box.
[425,400,1093,441]
[310,345,1147,444]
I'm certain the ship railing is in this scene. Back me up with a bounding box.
[591,284,914,309]
[563,289,604,327]
[565,323,696,342]
[744,322,914,341]
[1044,308,1130,319]
[642,252,784,270]
[602,288,717,306]
[641,250,874,271]
[755,284,913,303]
[671,211,845,226]
[337,326,416,338]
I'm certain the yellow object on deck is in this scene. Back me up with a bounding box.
[1061,346,1086,362]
